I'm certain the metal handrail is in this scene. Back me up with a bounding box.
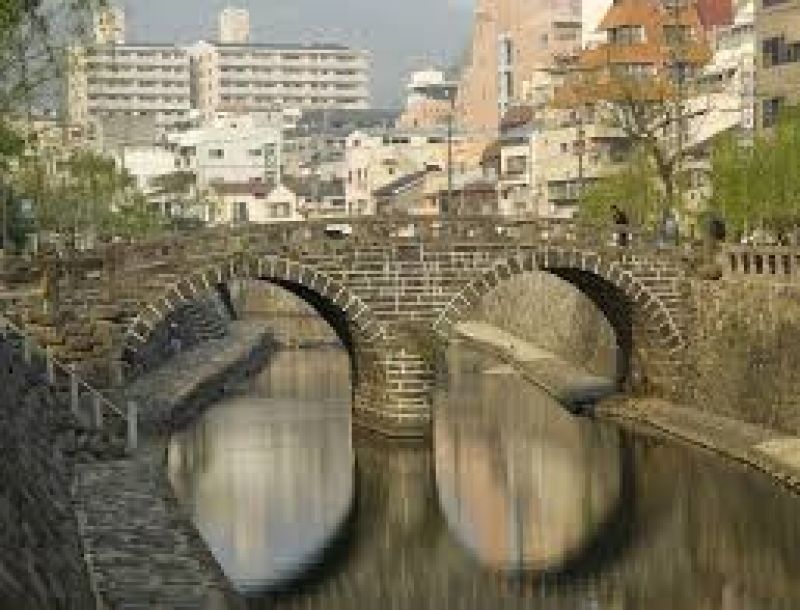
[0,315,137,451]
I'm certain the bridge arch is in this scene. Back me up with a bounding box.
[122,254,395,409]
[432,246,687,393]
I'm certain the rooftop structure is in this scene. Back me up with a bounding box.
[219,7,250,44]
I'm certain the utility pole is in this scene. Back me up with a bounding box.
[576,105,586,202]
[447,88,455,216]
[670,0,687,218]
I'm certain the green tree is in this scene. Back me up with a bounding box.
[0,0,103,250]
[579,146,662,227]
[709,106,800,238]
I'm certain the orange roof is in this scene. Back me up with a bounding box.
[599,0,661,30]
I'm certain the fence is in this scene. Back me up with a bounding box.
[0,315,138,451]
[722,245,800,281]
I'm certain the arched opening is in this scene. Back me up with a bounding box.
[121,257,388,409]
[434,251,685,394]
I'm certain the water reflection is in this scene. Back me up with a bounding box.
[168,349,354,594]
[435,347,625,573]
[168,343,800,609]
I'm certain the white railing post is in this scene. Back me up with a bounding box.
[46,346,55,384]
[93,393,104,429]
[127,401,138,452]
[70,364,80,417]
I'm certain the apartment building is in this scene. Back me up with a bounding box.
[757,0,800,127]
[456,0,583,132]
[282,108,399,180]
[164,114,282,189]
[68,7,371,135]
[190,41,370,119]
[344,128,490,216]
[68,7,193,133]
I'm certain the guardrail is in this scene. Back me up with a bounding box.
[722,245,800,280]
[0,315,138,451]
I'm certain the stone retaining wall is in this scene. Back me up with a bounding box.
[124,321,274,433]
[687,279,800,434]
[471,271,800,436]
[129,288,231,377]
[0,344,95,609]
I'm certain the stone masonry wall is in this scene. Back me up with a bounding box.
[687,279,800,434]
[0,344,95,609]
[131,289,231,377]
[473,272,800,435]
[470,272,618,378]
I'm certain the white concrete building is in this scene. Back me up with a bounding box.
[165,114,282,189]
[209,182,302,225]
[68,6,370,134]
[67,43,192,130]
[117,146,178,194]
[699,0,755,132]
[219,7,250,44]
[189,41,370,120]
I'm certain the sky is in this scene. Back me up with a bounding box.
[121,0,611,109]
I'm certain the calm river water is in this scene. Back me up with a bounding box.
[168,345,800,609]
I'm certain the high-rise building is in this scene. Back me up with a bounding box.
[189,41,370,119]
[67,43,192,133]
[93,5,126,44]
[67,6,371,135]
[756,0,800,128]
[219,7,250,44]
[456,0,583,132]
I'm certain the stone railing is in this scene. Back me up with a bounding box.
[36,216,677,270]
[721,245,800,281]
[0,315,138,451]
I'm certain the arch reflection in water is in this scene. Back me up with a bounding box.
[167,349,354,595]
[434,346,624,574]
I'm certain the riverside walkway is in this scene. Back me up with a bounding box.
[72,322,269,609]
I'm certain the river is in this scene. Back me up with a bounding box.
[168,343,800,609]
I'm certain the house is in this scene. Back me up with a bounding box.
[208,181,301,224]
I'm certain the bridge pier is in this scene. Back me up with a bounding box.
[352,346,435,439]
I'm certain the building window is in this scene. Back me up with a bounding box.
[209,148,224,159]
[763,97,784,128]
[232,201,248,223]
[248,148,263,157]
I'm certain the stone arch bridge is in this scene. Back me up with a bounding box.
[11,218,690,438]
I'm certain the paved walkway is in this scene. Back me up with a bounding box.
[72,322,269,609]
[454,322,616,409]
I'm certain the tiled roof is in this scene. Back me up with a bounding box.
[373,170,429,198]
[500,106,535,131]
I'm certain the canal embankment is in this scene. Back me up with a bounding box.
[71,320,275,609]
[598,397,800,494]
[464,319,800,495]
[454,321,616,410]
